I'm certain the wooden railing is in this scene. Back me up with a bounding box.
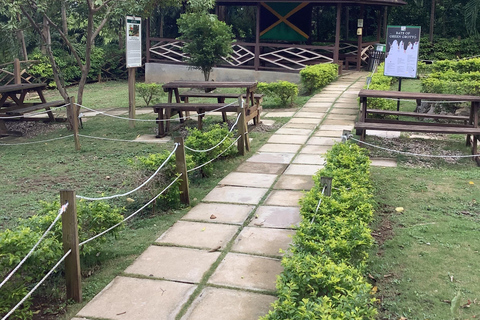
[147,37,368,72]
[0,58,39,86]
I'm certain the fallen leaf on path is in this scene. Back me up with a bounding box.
[210,214,217,219]
[384,274,394,278]
[209,246,221,252]
[395,207,404,213]
[469,181,475,185]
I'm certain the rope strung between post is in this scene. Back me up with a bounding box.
[0,104,69,119]
[1,249,72,320]
[346,134,479,158]
[311,185,327,224]
[76,143,179,201]
[79,174,182,247]
[0,134,74,146]
[0,202,68,291]
[187,136,241,173]
[76,100,238,122]
[184,112,241,153]
[78,134,164,144]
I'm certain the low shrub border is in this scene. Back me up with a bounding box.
[262,142,377,319]
[364,63,396,111]
[300,63,338,94]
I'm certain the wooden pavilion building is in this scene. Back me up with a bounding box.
[145,0,406,78]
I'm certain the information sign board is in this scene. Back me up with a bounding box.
[384,26,421,78]
[126,16,142,68]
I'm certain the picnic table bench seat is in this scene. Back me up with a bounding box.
[179,92,264,102]
[4,100,65,115]
[365,109,470,122]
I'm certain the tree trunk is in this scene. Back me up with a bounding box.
[16,13,28,60]
[77,9,95,106]
[119,18,124,50]
[61,1,68,34]
[429,0,435,42]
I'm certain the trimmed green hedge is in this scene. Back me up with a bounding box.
[363,63,396,111]
[257,81,299,106]
[300,63,338,94]
[262,142,377,319]
[420,58,480,96]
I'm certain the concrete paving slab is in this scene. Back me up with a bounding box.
[284,164,323,176]
[326,114,357,121]
[273,174,314,190]
[134,135,171,143]
[156,221,238,249]
[371,158,397,167]
[300,145,332,154]
[246,152,295,164]
[236,162,287,174]
[287,117,321,124]
[181,287,276,320]
[182,203,254,225]
[263,111,296,118]
[294,112,325,119]
[330,104,359,111]
[319,124,354,131]
[77,276,195,320]
[258,143,302,153]
[300,107,328,114]
[283,122,318,130]
[268,134,309,144]
[302,103,331,108]
[322,119,355,126]
[293,154,325,165]
[232,227,295,256]
[135,108,155,115]
[368,130,401,138]
[275,128,312,135]
[124,246,220,283]
[219,172,278,188]
[307,136,341,146]
[208,253,282,291]
[250,206,301,229]
[204,185,269,204]
[314,130,343,137]
[264,190,304,206]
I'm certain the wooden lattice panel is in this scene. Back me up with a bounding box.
[259,47,333,70]
[222,45,255,66]
[149,40,188,62]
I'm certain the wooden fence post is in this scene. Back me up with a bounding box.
[67,97,81,150]
[320,177,333,196]
[237,97,249,155]
[14,58,21,84]
[174,137,190,205]
[60,190,82,303]
[128,68,136,128]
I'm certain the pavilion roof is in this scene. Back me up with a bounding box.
[217,0,406,5]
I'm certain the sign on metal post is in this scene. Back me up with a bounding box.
[126,16,142,68]
[384,26,421,79]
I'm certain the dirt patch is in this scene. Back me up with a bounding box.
[4,121,66,139]
[371,205,396,256]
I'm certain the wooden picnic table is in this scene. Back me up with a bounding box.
[0,83,65,136]
[354,89,480,164]
[153,81,261,137]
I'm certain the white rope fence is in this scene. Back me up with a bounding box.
[0,202,69,290]
[79,174,182,247]
[346,134,479,158]
[310,185,327,224]
[1,249,71,320]
[185,112,241,153]
[76,143,179,201]
[0,134,74,146]
[187,136,241,173]
[76,100,238,122]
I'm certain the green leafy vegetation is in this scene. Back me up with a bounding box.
[0,200,124,320]
[364,63,396,111]
[257,81,299,107]
[135,83,165,107]
[262,142,377,319]
[299,63,338,94]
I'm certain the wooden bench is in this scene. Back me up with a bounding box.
[355,89,480,165]
[2,100,65,121]
[152,102,261,135]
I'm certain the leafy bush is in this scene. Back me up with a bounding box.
[300,63,338,94]
[364,63,396,111]
[420,58,480,96]
[257,81,299,106]
[135,150,194,209]
[419,37,480,61]
[262,141,376,319]
[185,124,237,177]
[0,200,124,320]
[136,83,165,107]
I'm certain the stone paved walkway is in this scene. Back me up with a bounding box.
[73,71,368,320]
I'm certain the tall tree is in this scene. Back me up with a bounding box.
[465,0,480,36]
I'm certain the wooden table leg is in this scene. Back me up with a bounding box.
[218,97,227,122]
[156,108,165,138]
[198,109,204,130]
[37,89,55,121]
